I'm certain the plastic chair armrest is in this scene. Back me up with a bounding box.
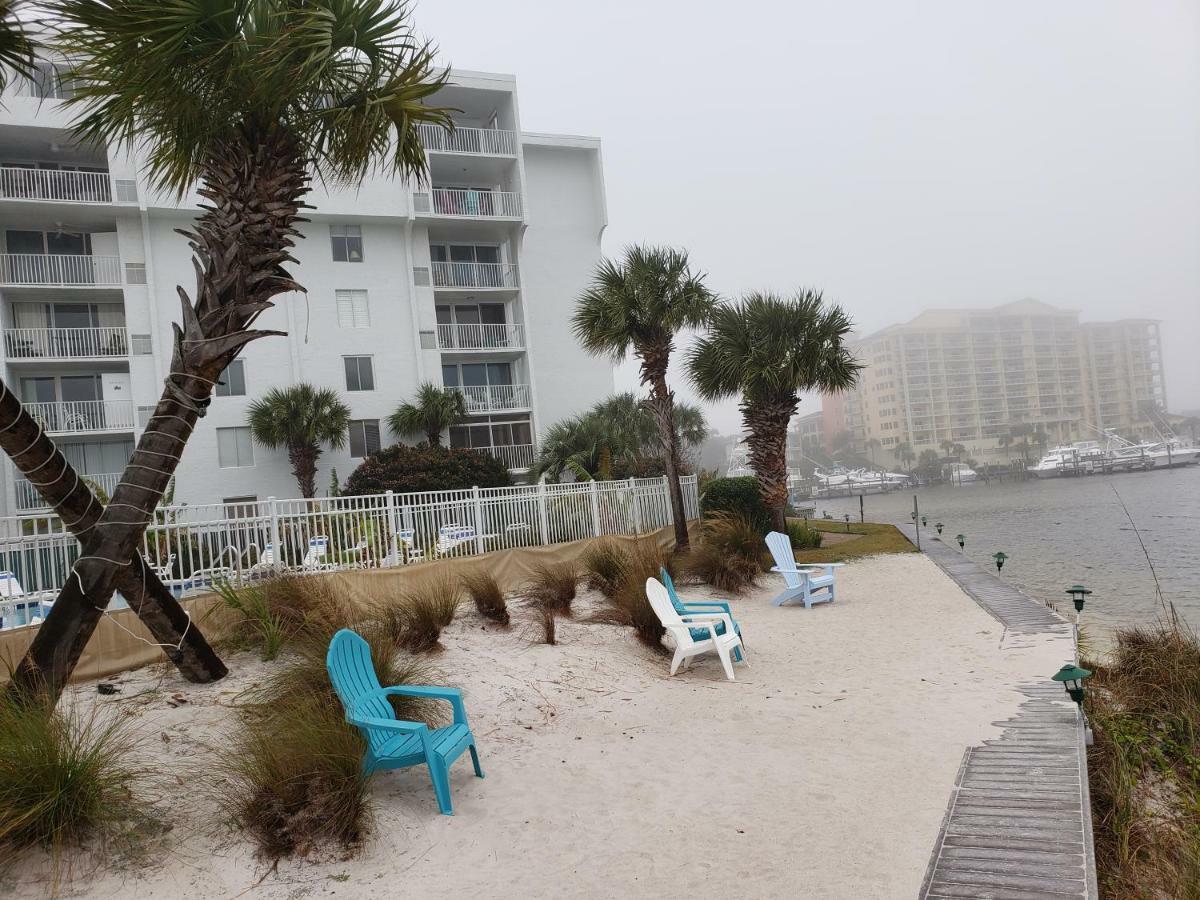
[372,685,468,725]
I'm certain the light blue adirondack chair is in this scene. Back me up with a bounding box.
[764,531,843,608]
[660,567,744,661]
[326,629,483,815]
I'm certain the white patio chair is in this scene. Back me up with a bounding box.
[764,531,843,608]
[645,577,745,681]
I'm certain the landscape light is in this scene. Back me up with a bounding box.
[1051,663,1092,706]
[936,522,943,534]
[956,533,965,550]
[993,551,1007,572]
[1065,584,1092,614]
[921,515,927,527]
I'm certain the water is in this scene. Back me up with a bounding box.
[816,466,1200,641]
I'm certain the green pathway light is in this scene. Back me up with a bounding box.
[1065,584,1092,614]
[936,522,943,534]
[1052,663,1092,706]
[956,534,965,550]
[921,515,927,527]
[993,551,1007,572]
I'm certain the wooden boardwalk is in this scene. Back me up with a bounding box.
[897,524,1099,900]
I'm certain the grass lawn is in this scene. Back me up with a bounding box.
[788,519,918,564]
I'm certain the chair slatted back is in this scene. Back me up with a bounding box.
[646,577,695,644]
[659,567,687,614]
[765,531,802,589]
[327,629,394,751]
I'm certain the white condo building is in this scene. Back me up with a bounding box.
[0,64,614,516]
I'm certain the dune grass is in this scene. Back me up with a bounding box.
[1084,619,1200,898]
[461,570,510,626]
[589,538,674,650]
[580,539,624,598]
[680,512,764,593]
[393,575,462,653]
[523,562,578,615]
[795,520,916,563]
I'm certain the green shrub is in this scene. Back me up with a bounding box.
[0,697,144,862]
[786,519,823,550]
[699,476,768,532]
[461,570,510,626]
[683,512,764,593]
[523,562,578,615]
[343,443,511,495]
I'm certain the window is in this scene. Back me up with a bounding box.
[336,290,370,328]
[330,224,363,262]
[217,426,254,468]
[215,360,246,397]
[343,355,375,392]
[348,419,381,458]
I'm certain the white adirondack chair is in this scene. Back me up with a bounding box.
[149,553,176,582]
[434,524,476,557]
[645,577,745,681]
[392,529,425,564]
[764,531,843,608]
[302,536,334,571]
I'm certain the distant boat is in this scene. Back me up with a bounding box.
[945,462,978,485]
[1031,432,1200,479]
[812,467,912,497]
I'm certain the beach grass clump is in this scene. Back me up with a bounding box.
[1086,618,1200,898]
[536,605,557,645]
[580,539,625,597]
[221,624,445,859]
[589,538,673,650]
[681,512,764,593]
[523,562,578,615]
[212,575,355,660]
[785,518,823,550]
[394,575,461,653]
[0,696,145,864]
[461,570,510,626]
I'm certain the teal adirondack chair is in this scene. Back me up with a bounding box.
[660,567,744,661]
[326,629,483,815]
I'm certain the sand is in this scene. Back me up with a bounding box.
[7,552,1073,900]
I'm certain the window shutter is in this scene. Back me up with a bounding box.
[336,290,370,328]
[125,262,147,284]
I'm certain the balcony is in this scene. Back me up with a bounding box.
[432,261,519,290]
[4,326,128,360]
[452,383,531,413]
[418,123,518,157]
[0,254,122,286]
[25,400,135,434]
[0,167,113,204]
[414,189,522,220]
[481,443,536,471]
[15,471,120,511]
[437,323,525,352]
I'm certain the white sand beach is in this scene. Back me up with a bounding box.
[8,552,1073,900]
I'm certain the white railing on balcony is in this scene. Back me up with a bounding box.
[4,326,128,359]
[23,400,136,434]
[0,254,122,286]
[481,443,537,470]
[418,123,518,156]
[452,383,532,412]
[15,472,121,512]
[0,167,113,203]
[414,188,522,219]
[431,261,518,289]
[437,323,525,352]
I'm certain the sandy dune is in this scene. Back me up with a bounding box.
[8,552,1072,899]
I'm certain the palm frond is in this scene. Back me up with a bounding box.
[0,0,39,93]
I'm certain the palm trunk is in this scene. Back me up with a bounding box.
[643,371,690,550]
[0,380,227,689]
[742,397,798,533]
[7,125,308,701]
[289,442,320,498]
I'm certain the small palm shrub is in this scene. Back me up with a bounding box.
[524,562,578,615]
[786,519,823,550]
[581,539,624,597]
[699,476,770,533]
[396,575,461,653]
[683,512,764,593]
[0,697,144,863]
[589,538,673,650]
[212,576,354,660]
[461,570,510,626]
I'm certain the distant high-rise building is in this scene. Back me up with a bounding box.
[824,299,1166,464]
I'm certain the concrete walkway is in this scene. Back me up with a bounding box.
[897,523,1099,900]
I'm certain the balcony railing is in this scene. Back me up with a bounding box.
[4,326,128,359]
[418,123,518,156]
[451,383,531,413]
[432,261,519,289]
[481,443,536,471]
[24,400,135,434]
[0,254,122,286]
[0,167,112,203]
[414,189,522,219]
[437,323,525,352]
[16,472,121,511]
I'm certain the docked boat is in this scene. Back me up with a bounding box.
[1031,432,1200,478]
[812,467,912,497]
[944,462,978,485]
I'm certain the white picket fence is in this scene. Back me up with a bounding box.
[0,475,699,629]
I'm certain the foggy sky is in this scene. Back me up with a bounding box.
[415,1,1200,434]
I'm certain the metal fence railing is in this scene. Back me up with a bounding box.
[0,475,699,629]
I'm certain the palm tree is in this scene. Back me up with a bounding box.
[388,383,467,446]
[2,0,449,700]
[0,0,36,94]
[572,246,715,548]
[688,291,859,532]
[248,385,351,498]
[894,441,916,472]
